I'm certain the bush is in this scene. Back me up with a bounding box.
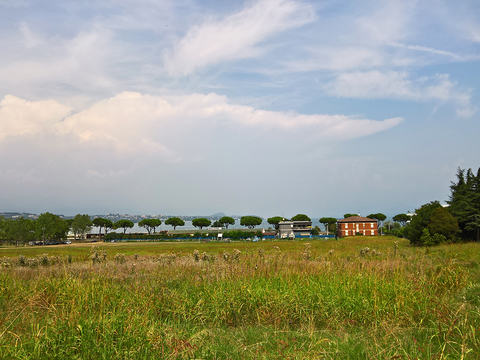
[420,228,447,246]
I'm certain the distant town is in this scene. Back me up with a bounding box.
[0,212,235,222]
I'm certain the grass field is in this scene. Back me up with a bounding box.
[1,236,479,359]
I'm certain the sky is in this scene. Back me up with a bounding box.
[0,0,479,219]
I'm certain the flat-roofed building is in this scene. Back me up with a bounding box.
[278,220,312,239]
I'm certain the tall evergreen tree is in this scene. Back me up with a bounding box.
[447,167,480,241]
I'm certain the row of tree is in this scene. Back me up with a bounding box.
[3,207,422,245]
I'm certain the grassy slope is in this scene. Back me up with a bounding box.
[1,236,479,359]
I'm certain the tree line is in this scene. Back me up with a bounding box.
[0,211,397,245]
[5,165,476,247]
[401,167,480,246]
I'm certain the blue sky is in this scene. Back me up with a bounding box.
[0,0,479,219]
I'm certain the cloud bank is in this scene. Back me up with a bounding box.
[1,92,403,161]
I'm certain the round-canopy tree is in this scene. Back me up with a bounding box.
[319,217,337,235]
[343,213,357,218]
[393,214,410,227]
[367,213,387,234]
[291,214,311,221]
[113,219,134,234]
[71,214,92,240]
[240,216,262,229]
[219,216,235,229]
[138,219,161,234]
[192,218,211,229]
[267,216,284,230]
[165,217,185,230]
[92,217,109,240]
[103,219,113,236]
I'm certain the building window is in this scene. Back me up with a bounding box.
[370,223,374,228]
[371,230,374,235]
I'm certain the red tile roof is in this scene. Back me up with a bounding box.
[337,216,376,223]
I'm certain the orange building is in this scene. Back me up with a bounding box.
[337,216,378,237]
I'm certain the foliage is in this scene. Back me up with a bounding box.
[222,230,262,240]
[240,216,263,229]
[367,213,387,234]
[113,219,134,234]
[392,213,409,226]
[0,217,35,245]
[404,201,444,246]
[366,213,387,223]
[138,219,161,234]
[192,218,211,229]
[218,216,235,229]
[92,218,109,239]
[383,221,404,237]
[35,212,69,243]
[104,219,114,234]
[71,214,92,240]
[319,217,337,235]
[343,213,357,218]
[267,216,284,230]
[211,220,223,227]
[419,228,447,247]
[290,214,311,221]
[427,207,459,242]
[448,167,480,241]
[165,217,185,230]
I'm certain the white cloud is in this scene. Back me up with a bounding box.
[0,95,72,139]
[0,91,403,215]
[354,0,416,46]
[163,0,316,76]
[389,43,462,60]
[1,92,402,157]
[325,71,476,117]
[0,24,120,102]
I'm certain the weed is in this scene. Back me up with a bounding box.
[193,249,200,261]
[0,236,479,359]
[114,253,126,264]
[302,243,312,260]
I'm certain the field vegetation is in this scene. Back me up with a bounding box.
[1,236,479,359]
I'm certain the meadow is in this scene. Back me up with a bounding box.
[0,236,479,359]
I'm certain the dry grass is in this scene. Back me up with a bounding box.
[1,236,479,359]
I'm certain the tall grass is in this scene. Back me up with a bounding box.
[0,237,479,359]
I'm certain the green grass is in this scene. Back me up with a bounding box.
[1,236,479,359]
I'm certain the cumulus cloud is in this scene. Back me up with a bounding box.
[1,92,402,157]
[325,71,476,117]
[163,0,316,76]
[0,95,72,139]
